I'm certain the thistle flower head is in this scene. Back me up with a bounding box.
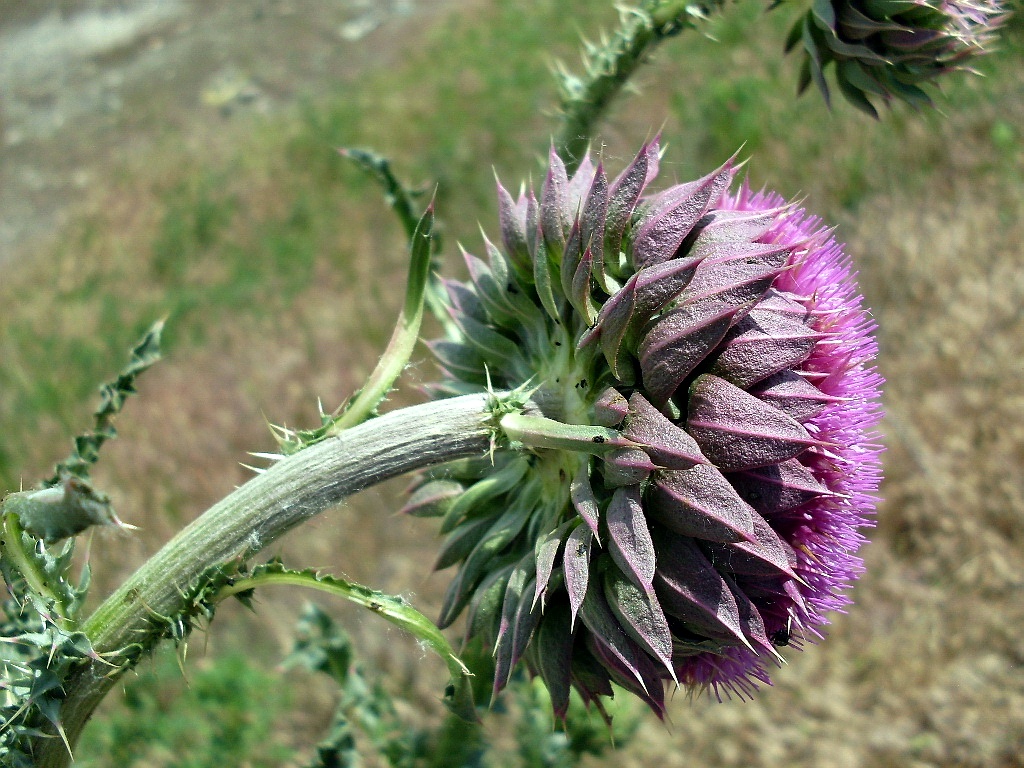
[784,0,1009,115]
[416,141,883,716]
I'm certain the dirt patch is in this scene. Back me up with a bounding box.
[0,0,456,258]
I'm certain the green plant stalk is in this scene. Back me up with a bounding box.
[31,392,506,768]
[555,0,722,172]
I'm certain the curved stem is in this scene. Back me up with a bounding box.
[33,393,503,768]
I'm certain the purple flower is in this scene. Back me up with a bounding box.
[416,141,883,716]
[783,0,1009,115]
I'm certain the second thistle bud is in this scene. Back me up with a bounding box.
[782,0,1008,114]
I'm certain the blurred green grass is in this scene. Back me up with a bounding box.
[2,1,1022,765]
[75,649,296,768]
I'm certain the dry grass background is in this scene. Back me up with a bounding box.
[1,1,1022,765]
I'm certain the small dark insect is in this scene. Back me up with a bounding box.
[445,684,456,698]
[579,378,588,389]
[369,601,384,612]
[771,617,793,647]
[554,341,562,347]
[592,435,606,444]
[507,283,518,294]
[576,541,588,557]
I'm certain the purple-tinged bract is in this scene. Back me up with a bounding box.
[416,141,883,715]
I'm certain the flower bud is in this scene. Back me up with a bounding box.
[783,0,1009,115]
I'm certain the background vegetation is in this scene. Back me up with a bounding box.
[2,0,1022,765]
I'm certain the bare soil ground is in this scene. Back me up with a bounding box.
[0,0,454,257]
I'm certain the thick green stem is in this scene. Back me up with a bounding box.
[32,393,503,768]
[555,1,722,172]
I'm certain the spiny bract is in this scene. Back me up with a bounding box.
[412,140,883,717]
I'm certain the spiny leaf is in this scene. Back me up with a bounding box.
[630,158,735,268]
[622,391,706,469]
[638,299,738,405]
[493,553,537,695]
[564,522,595,628]
[496,176,532,280]
[592,387,629,427]
[750,369,846,422]
[686,374,819,470]
[438,504,531,628]
[400,479,465,519]
[603,569,676,681]
[647,463,756,543]
[580,163,608,295]
[529,601,574,719]
[686,207,784,249]
[533,520,574,610]
[216,561,477,721]
[435,516,494,571]
[605,140,658,272]
[703,512,800,581]
[584,254,704,381]
[464,563,515,648]
[49,318,164,483]
[439,456,530,534]
[651,527,755,651]
[570,462,601,538]
[682,241,793,309]
[707,306,820,388]
[727,458,834,517]
[541,146,570,249]
[605,486,657,591]
[531,214,564,322]
[578,574,658,699]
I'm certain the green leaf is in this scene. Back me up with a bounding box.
[3,476,124,544]
[328,203,435,433]
[48,319,164,483]
[0,513,84,629]
[216,561,478,721]
[339,147,455,341]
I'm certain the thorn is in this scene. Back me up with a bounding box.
[247,451,286,462]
